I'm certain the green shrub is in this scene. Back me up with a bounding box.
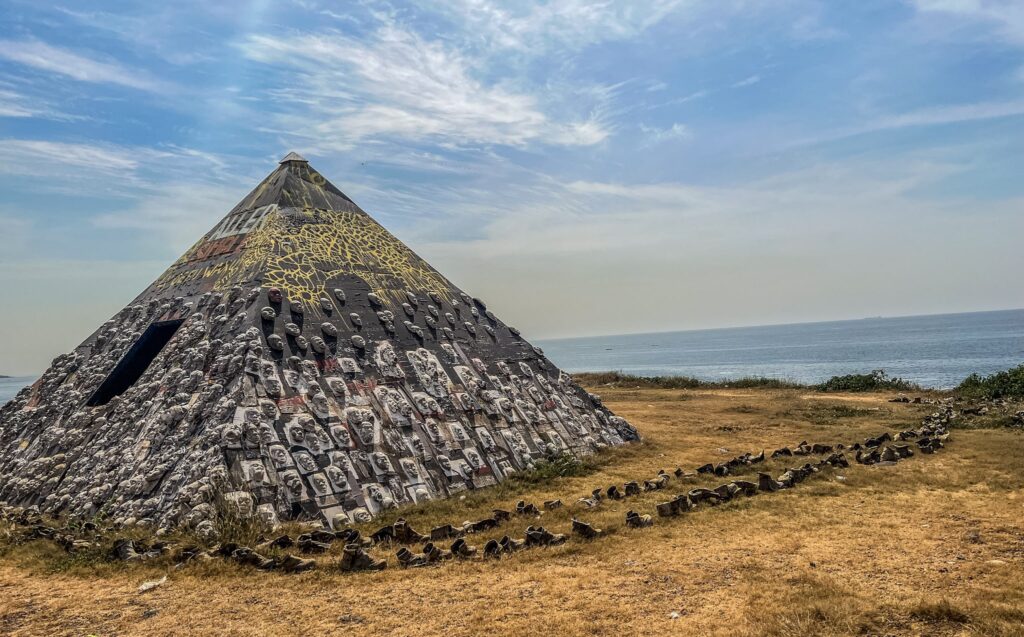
[955,364,1024,400]
[505,452,597,487]
[815,369,917,393]
[573,371,805,390]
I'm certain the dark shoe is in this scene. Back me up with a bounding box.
[430,524,460,541]
[688,488,723,505]
[571,519,602,539]
[297,534,331,554]
[340,543,386,572]
[279,553,316,573]
[464,518,499,533]
[733,481,757,497]
[422,542,453,562]
[258,534,294,551]
[499,535,524,553]
[713,483,739,500]
[625,510,653,528]
[370,524,395,544]
[451,538,477,558]
[483,539,501,559]
[516,501,540,516]
[757,472,783,493]
[396,547,428,568]
[393,518,428,543]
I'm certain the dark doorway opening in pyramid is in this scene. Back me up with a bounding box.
[86,319,186,406]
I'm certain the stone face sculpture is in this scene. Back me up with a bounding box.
[0,153,638,533]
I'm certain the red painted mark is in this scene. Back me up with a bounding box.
[318,358,340,373]
[276,396,306,410]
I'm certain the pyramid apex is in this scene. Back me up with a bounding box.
[279,151,308,164]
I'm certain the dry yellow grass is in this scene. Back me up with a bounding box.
[2,387,1023,637]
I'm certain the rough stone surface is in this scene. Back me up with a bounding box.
[0,155,638,533]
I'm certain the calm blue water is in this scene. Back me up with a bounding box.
[537,309,1024,389]
[0,376,35,406]
[1,309,1021,404]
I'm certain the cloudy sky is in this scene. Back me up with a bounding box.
[1,0,1022,375]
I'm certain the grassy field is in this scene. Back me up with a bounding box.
[2,385,1022,636]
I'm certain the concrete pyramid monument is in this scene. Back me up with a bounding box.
[0,153,637,534]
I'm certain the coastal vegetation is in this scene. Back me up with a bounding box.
[815,369,918,393]
[575,369,921,393]
[578,365,1024,397]
[955,364,1024,400]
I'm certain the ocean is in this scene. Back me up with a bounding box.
[1,309,1021,405]
[537,309,1024,389]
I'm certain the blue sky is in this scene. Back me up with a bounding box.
[1,0,1023,374]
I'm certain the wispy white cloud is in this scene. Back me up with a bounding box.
[241,25,612,150]
[732,74,762,88]
[410,154,1023,338]
[53,8,216,65]
[909,0,1024,45]
[0,139,141,175]
[792,98,1024,147]
[0,88,78,120]
[92,182,245,252]
[640,122,692,143]
[425,0,688,54]
[0,39,169,92]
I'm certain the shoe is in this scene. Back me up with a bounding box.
[687,488,723,505]
[483,539,501,559]
[430,524,459,541]
[713,483,738,501]
[421,542,453,562]
[393,518,428,543]
[340,543,386,572]
[451,537,477,558]
[571,519,602,539]
[257,534,294,551]
[297,534,331,554]
[625,510,653,528]
[757,472,783,493]
[279,553,316,573]
[499,535,524,553]
[370,524,395,544]
[730,480,758,496]
[396,547,428,568]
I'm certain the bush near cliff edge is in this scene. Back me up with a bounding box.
[955,364,1024,400]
